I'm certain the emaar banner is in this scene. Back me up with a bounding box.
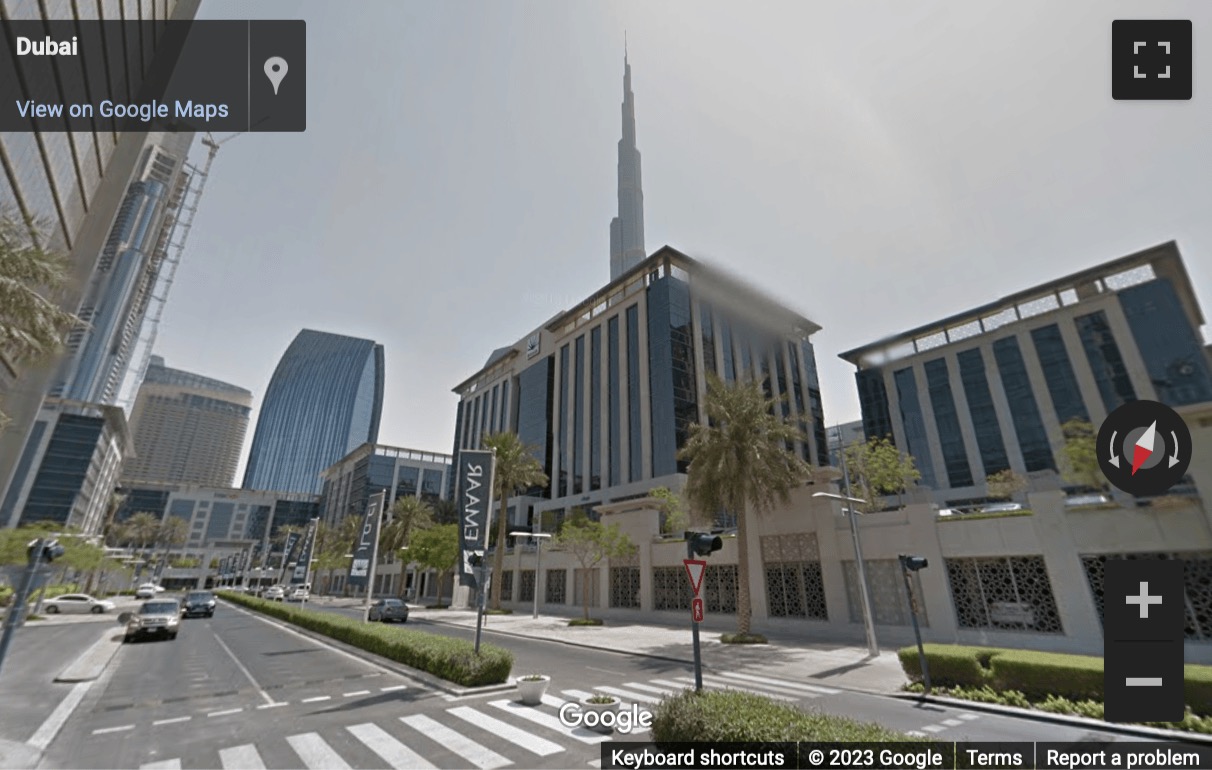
[291,518,318,584]
[456,450,495,587]
[346,492,384,589]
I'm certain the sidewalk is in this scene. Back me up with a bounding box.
[408,606,908,694]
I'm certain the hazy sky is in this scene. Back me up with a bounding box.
[155,1,1212,482]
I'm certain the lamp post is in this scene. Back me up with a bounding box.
[813,488,879,658]
[510,531,551,619]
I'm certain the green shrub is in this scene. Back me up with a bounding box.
[988,649,1105,702]
[1186,664,1212,717]
[897,644,993,688]
[720,633,768,644]
[653,690,913,742]
[220,591,512,686]
[568,618,602,626]
[486,609,513,615]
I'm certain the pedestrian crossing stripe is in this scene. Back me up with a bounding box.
[218,744,266,770]
[347,723,435,769]
[285,732,351,770]
[400,714,512,770]
[448,705,565,756]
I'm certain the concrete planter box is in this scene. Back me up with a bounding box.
[517,675,550,705]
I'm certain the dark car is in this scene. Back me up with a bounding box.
[124,600,181,642]
[181,591,216,618]
[368,598,409,623]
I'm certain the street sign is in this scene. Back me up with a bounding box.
[692,597,704,623]
[683,559,706,596]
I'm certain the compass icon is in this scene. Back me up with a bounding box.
[1097,400,1192,496]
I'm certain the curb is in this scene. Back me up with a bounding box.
[891,692,1212,745]
[0,738,41,770]
[414,614,905,698]
[55,625,123,683]
[220,600,517,698]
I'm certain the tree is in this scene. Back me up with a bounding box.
[382,496,434,559]
[155,516,188,571]
[124,512,162,557]
[480,432,550,611]
[0,206,82,431]
[431,498,459,526]
[649,487,693,534]
[985,468,1028,502]
[555,509,636,620]
[679,374,814,637]
[409,524,459,607]
[101,492,126,544]
[1059,419,1103,490]
[843,436,922,510]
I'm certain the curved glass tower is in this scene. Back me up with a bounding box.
[243,330,384,495]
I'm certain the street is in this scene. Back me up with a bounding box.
[0,598,1205,769]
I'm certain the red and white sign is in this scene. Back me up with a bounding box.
[692,597,704,623]
[684,559,706,596]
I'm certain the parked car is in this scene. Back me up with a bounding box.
[181,591,216,618]
[263,586,286,601]
[134,583,164,600]
[43,594,115,615]
[124,600,181,642]
[288,585,310,602]
[368,598,408,623]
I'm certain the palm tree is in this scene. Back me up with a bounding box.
[679,374,814,637]
[383,496,434,597]
[125,512,162,557]
[431,498,459,526]
[155,516,188,572]
[0,207,82,431]
[480,432,550,611]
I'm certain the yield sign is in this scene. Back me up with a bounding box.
[684,559,706,596]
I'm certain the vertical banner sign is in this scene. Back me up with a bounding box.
[282,531,302,569]
[456,450,495,587]
[152,558,165,583]
[291,518,318,584]
[347,492,384,589]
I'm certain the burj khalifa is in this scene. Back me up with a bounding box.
[609,51,647,281]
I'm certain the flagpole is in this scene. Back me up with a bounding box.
[363,492,384,623]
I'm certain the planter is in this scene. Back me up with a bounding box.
[517,675,550,705]
[580,693,621,730]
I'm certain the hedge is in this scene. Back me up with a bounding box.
[653,690,914,742]
[899,643,1212,717]
[219,591,512,687]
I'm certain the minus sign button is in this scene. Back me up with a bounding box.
[1126,677,1163,686]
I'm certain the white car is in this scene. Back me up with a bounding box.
[135,583,165,600]
[43,594,116,615]
[289,586,310,602]
[263,586,286,601]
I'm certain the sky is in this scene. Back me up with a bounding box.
[153,0,1212,483]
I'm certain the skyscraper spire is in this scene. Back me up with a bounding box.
[609,48,646,281]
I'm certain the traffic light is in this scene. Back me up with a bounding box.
[685,531,723,557]
[27,538,64,565]
[900,555,929,572]
[468,551,483,568]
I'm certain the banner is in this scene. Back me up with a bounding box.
[456,450,495,587]
[291,518,319,584]
[347,492,384,589]
[281,531,302,568]
[152,559,165,583]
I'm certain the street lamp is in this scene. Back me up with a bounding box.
[510,531,552,619]
[813,488,879,658]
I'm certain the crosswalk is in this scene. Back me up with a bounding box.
[131,672,843,769]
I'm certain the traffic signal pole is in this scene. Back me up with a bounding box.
[0,539,48,677]
[688,541,703,692]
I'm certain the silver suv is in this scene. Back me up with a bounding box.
[125,600,181,642]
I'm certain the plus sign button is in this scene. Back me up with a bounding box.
[1103,559,1185,722]
[1112,20,1192,100]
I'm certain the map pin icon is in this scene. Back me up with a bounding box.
[264,57,288,95]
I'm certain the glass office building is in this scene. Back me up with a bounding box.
[319,443,452,526]
[841,241,1212,505]
[451,246,829,534]
[242,330,385,496]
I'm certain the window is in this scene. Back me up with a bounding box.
[1076,310,1136,412]
[992,337,1055,472]
[590,326,601,491]
[1031,324,1089,424]
[559,344,570,497]
[857,369,893,444]
[607,317,621,487]
[893,367,937,488]
[957,348,1011,476]
[573,335,585,494]
[626,305,642,483]
[1119,279,1212,406]
[924,358,973,488]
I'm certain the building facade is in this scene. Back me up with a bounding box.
[0,0,202,520]
[826,420,865,465]
[319,443,451,527]
[242,329,385,496]
[451,246,830,534]
[0,398,133,531]
[840,242,1212,506]
[123,356,252,487]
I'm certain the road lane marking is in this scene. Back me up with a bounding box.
[152,716,191,726]
[287,732,351,770]
[207,707,244,717]
[257,702,288,709]
[381,684,407,692]
[941,718,964,727]
[448,706,564,756]
[623,682,677,696]
[401,714,512,769]
[489,699,610,744]
[343,689,371,697]
[959,713,980,721]
[28,680,91,749]
[560,689,594,701]
[921,724,944,733]
[347,723,436,768]
[718,671,841,695]
[302,696,331,703]
[211,630,278,706]
[139,760,181,770]
[92,724,135,735]
[220,744,266,769]
[906,730,927,737]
